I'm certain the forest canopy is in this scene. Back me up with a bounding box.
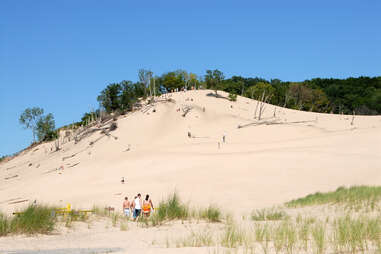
[96,69,381,115]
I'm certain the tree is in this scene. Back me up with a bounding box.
[138,69,153,97]
[36,113,56,141]
[160,71,186,92]
[120,80,137,111]
[97,83,122,113]
[205,69,224,95]
[19,107,44,142]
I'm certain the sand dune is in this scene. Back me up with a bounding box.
[1,90,381,253]
[1,90,380,217]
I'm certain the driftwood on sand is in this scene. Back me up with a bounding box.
[4,175,18,180]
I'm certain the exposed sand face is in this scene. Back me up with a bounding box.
[1,89,381,217]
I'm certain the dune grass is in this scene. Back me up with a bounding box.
[140,192,190,227]
[286,185,381,208]
[198,205,222,222]
[251,208,288,221]
[10,205,56,234]
[175,230,214,248]
[152,192,189,224]
[141,192,223,226]
[0,212,9,236]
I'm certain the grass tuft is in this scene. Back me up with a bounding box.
[10,205,56,234]
[251,208,288,221]
[286,185,381,208]
[0,212,9,236]
[198,205,222,222]
[147,192,189,226]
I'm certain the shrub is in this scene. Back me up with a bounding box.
[10,205,56,234]
[43,130,58,141]
[228,93,237,101]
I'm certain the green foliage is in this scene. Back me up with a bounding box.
[245,82,275,100]
[153,192,189,223]
[205,69,224,94]
[43,130,58,141]
[19,107,44,141]
[198,205,222,222]
[36,113,56,141]
[0,212,9,236]
[92,70,380,118]
[97,83,123,113]
[19,107,56,142]
[228,93,237,101]
[10,205,56,234]
[251,208,288,221]
[286,185,381,208]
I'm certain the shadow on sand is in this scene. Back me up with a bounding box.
[206,92,230,101]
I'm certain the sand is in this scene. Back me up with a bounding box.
[1,90,381,253]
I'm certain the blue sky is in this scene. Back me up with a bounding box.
[0,0,380,155]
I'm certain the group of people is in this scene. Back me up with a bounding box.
[122,193,154,220]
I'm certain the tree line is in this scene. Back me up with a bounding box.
[17,69,381,146]
[96,69,381,115]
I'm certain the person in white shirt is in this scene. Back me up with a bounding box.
[133,193,142,220]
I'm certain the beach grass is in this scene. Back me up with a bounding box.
[286,185,381,208]
[0,212,9,236]
[10,205,56,234]
[251,208,288,221]
[198,205,222,222]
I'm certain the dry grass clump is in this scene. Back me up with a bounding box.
[286,185,381,209]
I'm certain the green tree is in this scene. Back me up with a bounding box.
[245,82,275,100]
[120,80,138,111]
[97,83,122,113]
[36,113,56,141]
[19,107,44,141]
[205,69,224,95]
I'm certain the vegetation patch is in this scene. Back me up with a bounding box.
[251,208,288,221]
[147,192,189,226]
[198,205,222,223]
[286,185,381,208]
[10,205,56,235]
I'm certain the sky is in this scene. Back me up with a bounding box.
[0,0,380,155]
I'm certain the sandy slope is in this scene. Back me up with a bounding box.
[1,90,381,215]
[1,90,381,253]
